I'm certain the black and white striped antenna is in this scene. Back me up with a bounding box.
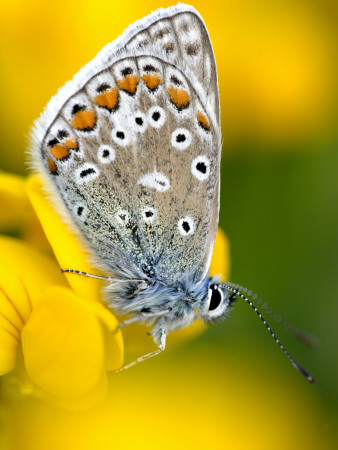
[223,284,314,383]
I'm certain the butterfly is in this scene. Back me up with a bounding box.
[30,4,314,380]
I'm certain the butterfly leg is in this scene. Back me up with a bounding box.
[115,326,167,372]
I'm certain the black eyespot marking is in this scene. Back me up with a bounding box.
[145,210,153,218]
[191,156,210,181]
[177,216,194,236]
[170,75,181,86]
[77,206,84,216]
[196,162,207,174]
[80,168,96,178]
[155,178,165,187]
[102,149,110,158]
[48,138,59,147]
[96,83,110,93]
[152,111,160,121]
[135,117,143,126]
[209,288,222,311]
[116,131,125,140]
[57,130,68,139]
[143,64,157,72]
[182,221,190,233]
[121,67,133,76]
[119,213,126,221]
[71,104,85,115]
[176,134,186,143]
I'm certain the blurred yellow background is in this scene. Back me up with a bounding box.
[0,0,337,449]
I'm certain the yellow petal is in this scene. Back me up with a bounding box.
[0,328,19,375]
[0,171,31,231]
[22,285,123,402]
[0,236,66,375]
[0,236,66,310]
[26,175,103,301]
[210,227,230,281]
[0,171,49,251]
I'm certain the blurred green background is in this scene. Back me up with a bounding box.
[0,0,337,448]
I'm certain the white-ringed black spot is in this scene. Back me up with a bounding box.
[98,145,115,163]
[196,161,206,174]
[132,112,147,132]
[182,221,190,233]
[75,163,99,184]
[71,104,85,115]
[148,106,166,128]
[143,64,157,72]
[111,128,129,146]
[171,128,192,150]
[57,129,69,139]
[176,134,186,143]
[96,83,110,93]
[121,67,133,76]
[47,138,59,147]
[191,155,211,181]
[142,206,156,223]
[73,203,88,221]
[170,75,182,86]
[80,168,95,178]
[177,216,195,236]
[152,111,160,121]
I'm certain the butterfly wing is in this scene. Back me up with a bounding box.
[30,5,221,285]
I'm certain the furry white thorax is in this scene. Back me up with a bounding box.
[104,273,214,345]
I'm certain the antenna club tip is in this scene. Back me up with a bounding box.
[307,375,315,384]
[292,361,315,384]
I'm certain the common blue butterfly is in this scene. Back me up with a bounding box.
[30,4,313,380]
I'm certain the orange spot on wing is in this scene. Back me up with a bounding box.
[197,110,210,131]
[168,86,190,109]
[64,138,78,149]
[49,144,70,160]
[94,87,119,110]
[47,158,57,174]
[117,75,138,94]
[72,109,96,131]
[142,73,161,91]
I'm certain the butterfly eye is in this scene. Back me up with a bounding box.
[203,285,229,322]
[208,286,223,311]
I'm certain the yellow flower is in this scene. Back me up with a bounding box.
[0,171,229,410]
[0,172,122,409]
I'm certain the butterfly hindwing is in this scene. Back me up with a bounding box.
[32,5,221,285]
